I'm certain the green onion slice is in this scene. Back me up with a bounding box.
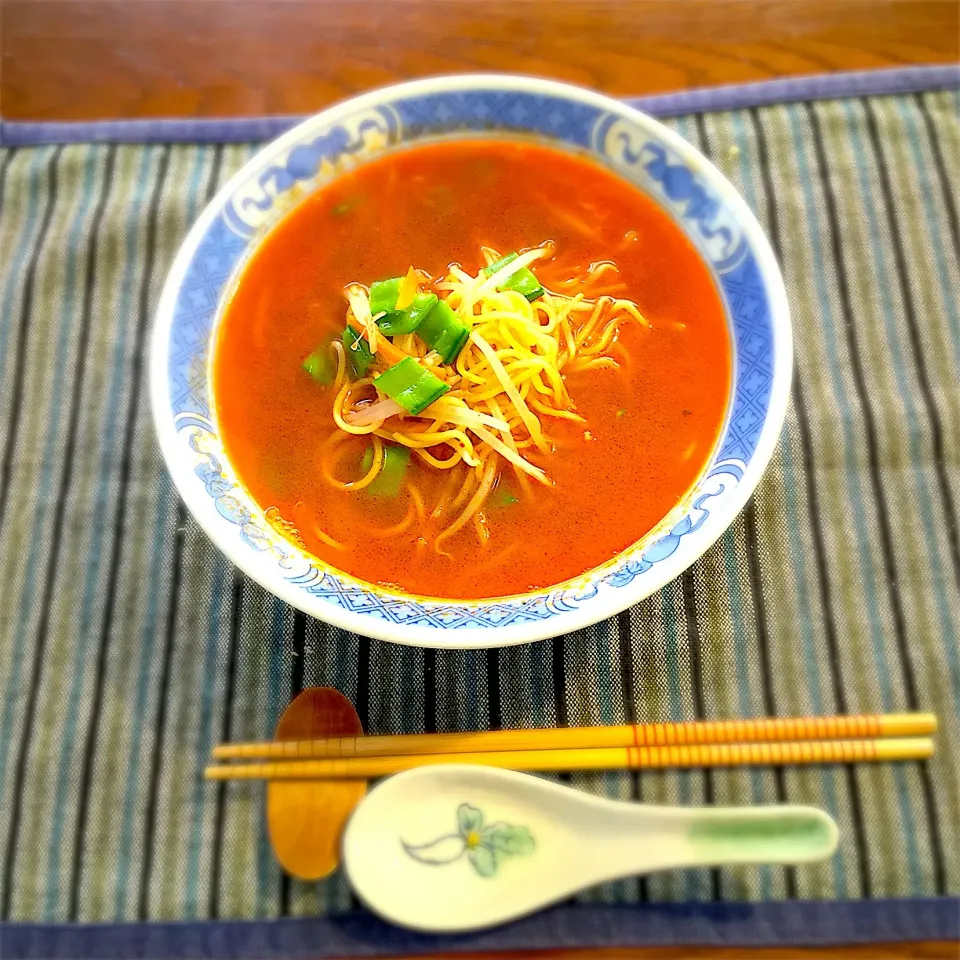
[374,356,450,416]
[360,443,411,498]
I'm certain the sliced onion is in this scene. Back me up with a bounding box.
[346,397,405,426]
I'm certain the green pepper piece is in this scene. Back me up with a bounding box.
[302,344,334,385]
[484,252,544,301]
[377,292,439,336]
[360,443,412,499]
[374,356,450,416]
[369,277,402,316]
[343,324,374,378]
[417,300,469,364]
[503,269,543,301]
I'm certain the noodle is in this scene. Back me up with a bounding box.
[575,297,612,348]
[326,243,647,547]
[414,447,466,470]
[435,459,497,554]
[470,331,548,453]
[346,284,378,353]
[450,464,478,511]
[431,468,462,519]
[313,524,347,551]
[333,380,382,434]
[580,317,623,357]
[473,510,491,545]
[331,340,347,391]
[407,481,428,525]
[320,433,386,491]
[369,507,415,538]
[529,395,585,422]
[566,356,620,373]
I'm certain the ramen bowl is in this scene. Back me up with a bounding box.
[150,75,791,649]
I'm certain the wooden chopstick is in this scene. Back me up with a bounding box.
[205,737,934,781]
[211,713,937,761]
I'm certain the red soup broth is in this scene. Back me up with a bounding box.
[214,140,731,599]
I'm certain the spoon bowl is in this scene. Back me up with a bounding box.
[343,764,839,932]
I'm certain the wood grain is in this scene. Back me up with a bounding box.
[2,0,958,122]
[266,688,366,880]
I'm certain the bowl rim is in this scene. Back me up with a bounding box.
[150,73,792,648]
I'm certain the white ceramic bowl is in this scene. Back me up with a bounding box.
[150,75,791,649]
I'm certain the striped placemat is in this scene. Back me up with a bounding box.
[0,72,958,954]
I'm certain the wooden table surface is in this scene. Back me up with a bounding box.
[2,1,957,958]
[2,0,958,123]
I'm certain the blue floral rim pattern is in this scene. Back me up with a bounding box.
[150,76,791,643]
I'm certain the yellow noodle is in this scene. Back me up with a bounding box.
[321,434,385,491]
[587,260,619,280]
[390,429,473,451]
[609,299,650,326]
[470,424,547,483]
[554,292,585,319]
[558,311,577,361]
[431,467,463,519]
[450,465,478,512]
[580,316,623,356]
[415,447,465,470]
[487,397,533,497]
[408,481,428,525]
[470,331,547,451]
[567,356,620,373]
[529,395,585,422]
[585,283,630,297]
[609,341,633,373]
[460,542,520,578]
[332,380,384,435]
[575,297,613,347]
[369,507,415,538]
[314,525,347,551]
[473,510,491,545]
[463,246,549,317]
[428,398,511,433]
[331,340,347,391]
[514,357,568,405]
[500,317,558,357]
[325,245,647,509]
[435,459,497,553]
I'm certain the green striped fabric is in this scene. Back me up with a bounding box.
[0,91,957,923]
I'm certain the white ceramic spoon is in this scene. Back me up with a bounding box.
[343,764,839,933]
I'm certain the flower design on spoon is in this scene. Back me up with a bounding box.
[402,803,535,877]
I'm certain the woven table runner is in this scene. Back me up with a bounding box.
[1,71,958,955]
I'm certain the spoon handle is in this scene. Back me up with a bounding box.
[605,804,839,874]
[679,806,839,866]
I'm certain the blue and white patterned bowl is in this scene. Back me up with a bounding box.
[150,75,791,649]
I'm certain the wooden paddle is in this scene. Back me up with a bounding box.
[267,686,366,879]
